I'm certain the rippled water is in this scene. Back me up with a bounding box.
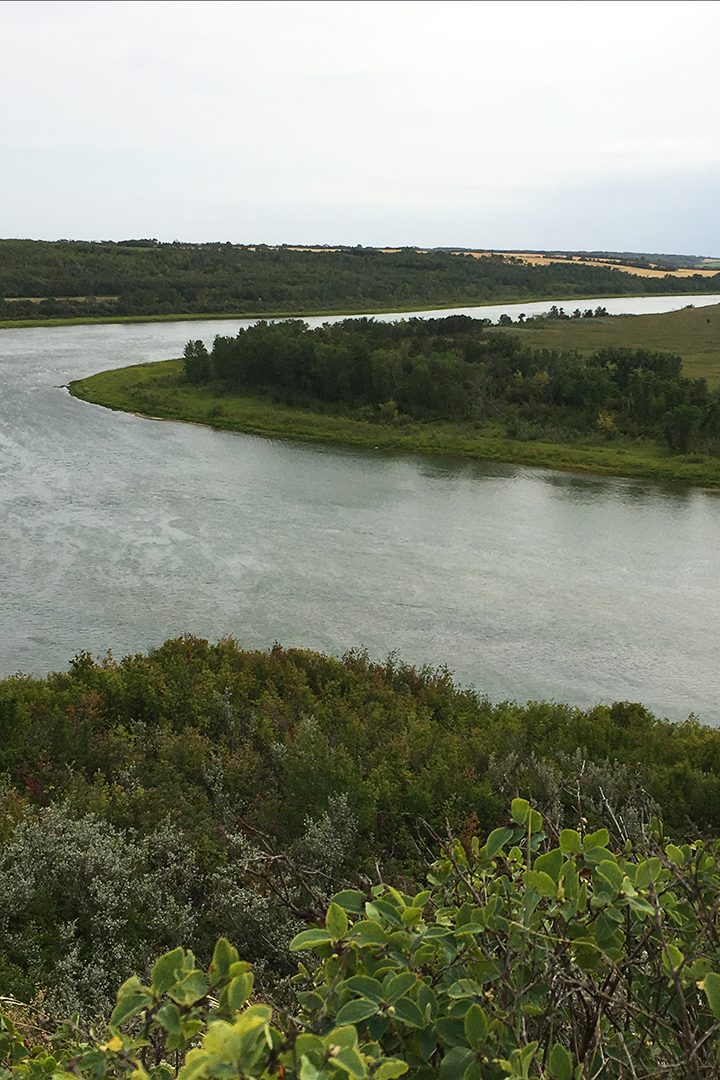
[1,297,719,724]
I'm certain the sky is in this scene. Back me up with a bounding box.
[1,0,719,253]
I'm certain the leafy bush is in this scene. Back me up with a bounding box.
[4,800,720,1079]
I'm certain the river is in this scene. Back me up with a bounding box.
[2,294,720,724]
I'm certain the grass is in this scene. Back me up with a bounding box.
[511,303,720,386]
[70,352,720,488]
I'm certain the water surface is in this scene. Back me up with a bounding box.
[1,297,719,723]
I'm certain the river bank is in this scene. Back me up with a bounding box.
[4,290,720,331]
[69,357,720,486]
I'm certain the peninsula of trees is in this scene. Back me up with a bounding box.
[2,239,720,323]
[185,315,720,456]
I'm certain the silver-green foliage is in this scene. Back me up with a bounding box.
[0,806,200,1017]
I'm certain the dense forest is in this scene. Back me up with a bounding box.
[1,240,719,321]
[187,315,720,454]
[2,636,720,1025]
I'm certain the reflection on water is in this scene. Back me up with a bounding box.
[1,305,719,725]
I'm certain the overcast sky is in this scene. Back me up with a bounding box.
[1,0,719,253]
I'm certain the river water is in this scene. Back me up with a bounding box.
[2,295,720,723]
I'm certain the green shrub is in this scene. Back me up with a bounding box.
[4,801,720,1079]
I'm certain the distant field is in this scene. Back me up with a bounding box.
[481,251,720,278]
[510,302,720,386]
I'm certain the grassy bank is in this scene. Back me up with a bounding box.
[69,356,720,486]
[513,302,720,386]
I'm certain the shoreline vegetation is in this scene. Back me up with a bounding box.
[0,289,714,330]
[70,304,720,487]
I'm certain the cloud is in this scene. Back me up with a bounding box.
[2,0,719,250]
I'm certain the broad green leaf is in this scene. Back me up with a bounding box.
[417,982,438,1021]
[666,843,686,866]
[110,980,153,1029]
[169,970,208,1007]
[548,1044,573,1080]
[385,972,417,1004]
[324,1026,359,1051]
[635,857,661,890]
[367,1014,390,1040]
[296,1033,325,1058]
[205,1020,242,1060]
[156,1003,181,1034]
[368,898,404,927]
[347,920,388,945]
[534,848,563,882]
[583,828,610,851]
[228,961,252,977]
[391,996,424,1027]
[115,974,145,1001]
[401,906,422,927]
[620,875,637,897]
[699,972,720,1018]
[523,870,556,897]
[626,894,655,916]
[423,924,451,939]
[435,1017,470,1047]
[226,971,254,1011]
[484,827,514,859]
[335,1000,380,1024]
[582,846,612,866]
[210,939,239,984]
[559,829,582,854]
[290,928,333,951]
[464,1004,487,1050]
[418,1025,438,1061]
[177,1048,209,1080]
[299,1055,324,1080]
[326,902,349,941]
[234,1003,271,1032]
[328,1046,367,1078]
[689,958,713,981]
[447,979,482,998]
[572,940,601,971]
[151,949,185,996]
[596,859,623,891]
[343,976,384,1003]
[331,890,366,914]
[374,1061,409,1080]
[511,798,529,825]
[439,1046,474,1080]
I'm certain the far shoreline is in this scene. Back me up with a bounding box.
[1,289,717,330]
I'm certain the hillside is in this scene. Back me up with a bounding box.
[1,240,719,325]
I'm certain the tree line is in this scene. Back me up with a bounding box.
[187,316,720,454]
[1,240,719,320]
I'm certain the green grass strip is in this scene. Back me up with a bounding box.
[69,358,720,487]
